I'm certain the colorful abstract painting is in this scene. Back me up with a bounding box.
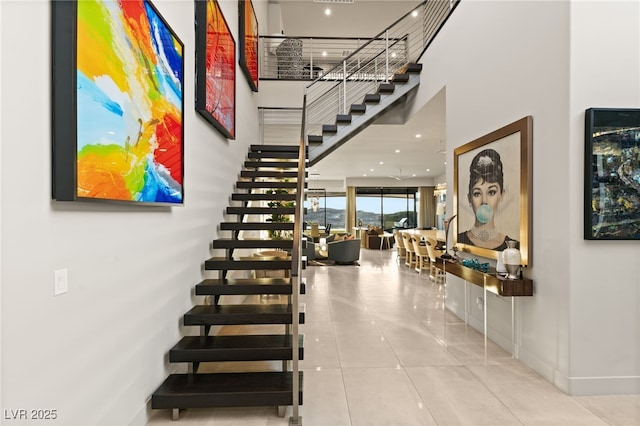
[52,0,184,204]
[195,0,236,139]
[239,0,259,92]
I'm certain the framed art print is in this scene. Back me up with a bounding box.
[195,0,236,139]
[239,0,259,92]
[585,108,640,240]
[51,0,185,205]
[454,116,533,266]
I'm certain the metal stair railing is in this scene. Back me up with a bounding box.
[303,0,460,140]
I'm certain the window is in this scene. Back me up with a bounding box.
[304,190,346,230]
[356,187,417,231]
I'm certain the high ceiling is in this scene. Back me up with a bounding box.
[277,0,447,184]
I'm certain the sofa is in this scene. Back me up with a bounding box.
[304,238,361,265]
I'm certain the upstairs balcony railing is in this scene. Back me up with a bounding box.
[300,0,460,141]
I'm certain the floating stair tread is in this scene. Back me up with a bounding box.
[196,277,306,296]
[169,334,304,362]
[392,73,410,83]
[322,124,338,134]
[236,181,300,189]
[212,239,294,249]
[220,222,295,231]
[378,83,395,93]
[184,304,305,326]
[307,135,323,144]
[350,104,366,114]
[248,151,301,159]
[151,371,303,409]
[364,93,381,103]
[226,206,297,215]
[205,257,291,271]
[406,63,423,73]
[336,114,352,123]
[231,193,297,201]
[244,161,299,168]
[196,278,292,295]
[250,145,300,153]
[240,170,301,178]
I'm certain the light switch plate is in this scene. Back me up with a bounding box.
[54,269,68,296]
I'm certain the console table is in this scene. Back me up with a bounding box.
[434,257,533,358]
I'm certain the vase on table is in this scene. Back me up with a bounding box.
[502,240,521,279]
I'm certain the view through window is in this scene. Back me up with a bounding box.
[356,187,417,231]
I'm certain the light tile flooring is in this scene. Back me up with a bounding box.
[148,249,640,426]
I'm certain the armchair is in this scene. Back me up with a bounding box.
[327,239,361,264]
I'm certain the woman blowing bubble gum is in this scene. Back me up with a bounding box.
[457,148,519,251]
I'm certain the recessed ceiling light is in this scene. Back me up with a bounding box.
[325,8,331,16]
[444,162,447,165]
[412,174,416,177]
[363,174,367,177]
[379,161,384,165]
[322,51,327,57]
[412,10,418,17]
[415,134,421,138]
[391,52,397,58]
[426,168,430,172]
[370,168,374,172]
[395,149,400,153]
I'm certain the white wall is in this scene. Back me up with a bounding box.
[568,0,640,395]
[0,0,267,424]
[409,0,639,395]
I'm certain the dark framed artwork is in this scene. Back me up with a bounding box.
[454,116,533,266]
[585,108,640,240]
[51,0,185,205]
[239,0,259,92]
[195,0,236,139]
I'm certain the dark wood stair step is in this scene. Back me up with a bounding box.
[406,63,423,73]
[336,114,352,124]
[350,104,366,114]
[196,278,306,296]
[248,151,301,159]
[226,206,297,215]
[364,93,381,103]
[169,334,304,363]
[212,238,294,249]
[307,135,323,144]
[205,257,291,271]
[196,277,298,296]
[231,193,296,201]
[322,124,337,134]
[220,222,295,231]
[151,371,303,409]
[392,73,410,83]
[236,181,301,189]
[250,144,300,153]
[378,83,395,93]
[184,304,305,326]
[244,161,299,169]
[240,170,301,179]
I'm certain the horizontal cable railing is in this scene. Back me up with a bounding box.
[302,0,460,139]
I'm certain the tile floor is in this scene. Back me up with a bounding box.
[148,249,640,426]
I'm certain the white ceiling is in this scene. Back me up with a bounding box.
[276,0,447,184]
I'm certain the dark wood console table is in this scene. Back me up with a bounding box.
[433,257,533,358]
[433,258,533,297]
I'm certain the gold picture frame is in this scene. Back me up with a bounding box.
[453,116,532,266]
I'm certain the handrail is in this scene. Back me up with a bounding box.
[302,0,460,143]
[288,93,307,425]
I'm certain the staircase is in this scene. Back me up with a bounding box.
[306,63,423,165]
[151,144,305,422]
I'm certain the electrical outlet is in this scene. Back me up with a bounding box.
[476,297,483,311]
[54,269,68,296]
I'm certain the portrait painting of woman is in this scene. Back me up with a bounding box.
[457,148,518,250]
[453,117,532,265]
